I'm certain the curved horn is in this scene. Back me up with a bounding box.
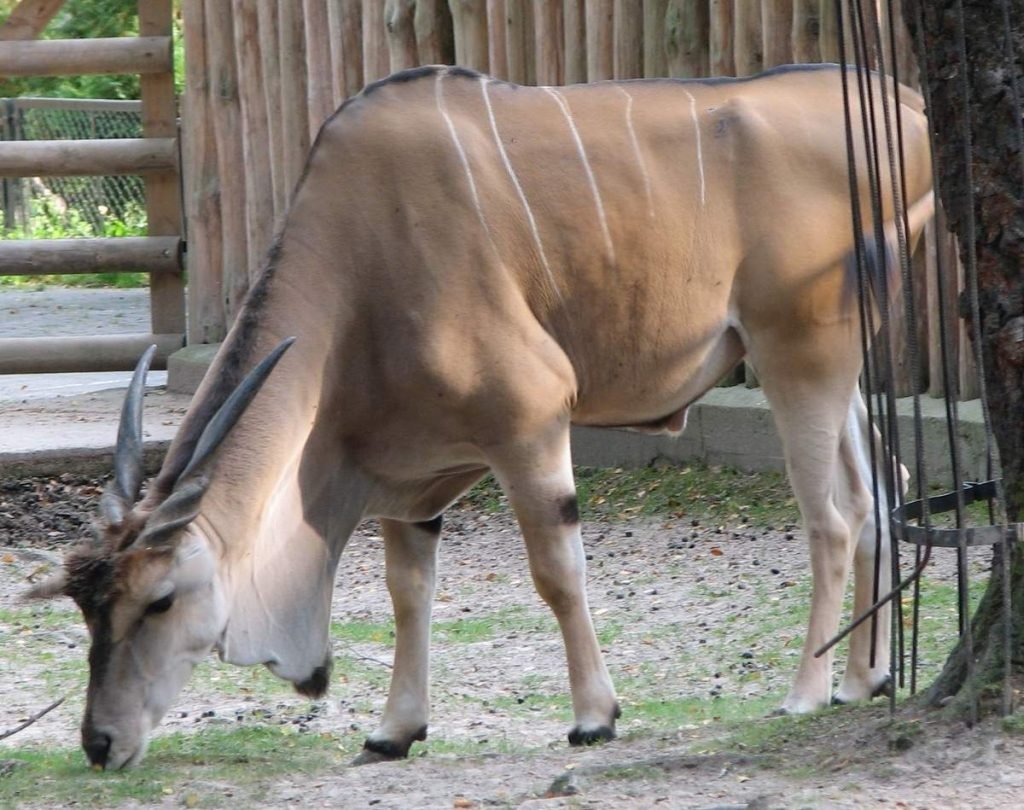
[178,337,295,482]
[99,345,156,524]
[136,338,295,547]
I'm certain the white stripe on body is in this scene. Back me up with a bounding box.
[543,87,616,263]
[435,74,502,260]
[479,78,564,304]
[614,85,655,220]
[683,89,707,208]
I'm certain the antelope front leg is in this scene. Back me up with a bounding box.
[355,517,440,764]
[492,432,620,745]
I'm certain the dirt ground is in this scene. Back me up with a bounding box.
[2,473,1023,809]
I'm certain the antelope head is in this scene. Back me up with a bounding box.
[27,340,294,770]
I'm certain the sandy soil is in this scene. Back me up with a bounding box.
[1,473,1021,809]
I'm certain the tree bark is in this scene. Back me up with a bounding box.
[903,0,1024,713]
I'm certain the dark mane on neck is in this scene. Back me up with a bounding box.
[146,233,284,501]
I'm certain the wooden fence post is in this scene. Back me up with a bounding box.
[385,0,419,71]
[449,0,489,71]
[231,0,275,284]
[534,0,563,84]
[487,0,509,78]
[791,0,820,63]
[665,0,708,78]
[761,0,792,68]
[414,0,454,65]
[733,0,762,76]
[182,0,224,343]
[305,0,336,135]
[642,0,667,78]
[563,0,586,83]
[140,0,185,338]
[257,0,286,216]
[613,0,642,79]
[505,0,533,84]
[708,0,734,76]
[328,0,364,101]
[585,0,613,80]
[363,0,390,83]
[278,2,310,205]
[204,0,247,318]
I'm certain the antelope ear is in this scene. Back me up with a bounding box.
[136,476,210,548]
[24,571,68,600]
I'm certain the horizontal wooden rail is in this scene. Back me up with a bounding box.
[7,97,141,112]
[0,137,177,176]
[0,333,183,374]
[0,36,173,77]
[0,236,182,276]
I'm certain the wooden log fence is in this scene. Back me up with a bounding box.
[177,0,965,399]
[0,0,972,399]
[0,0,185,373]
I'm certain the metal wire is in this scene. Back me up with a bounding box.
[0,97,145,237]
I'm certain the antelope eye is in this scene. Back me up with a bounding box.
[145,594,175,616]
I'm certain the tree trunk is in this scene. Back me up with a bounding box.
[902,0,1024,714]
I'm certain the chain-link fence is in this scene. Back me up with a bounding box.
[0,97,146,237]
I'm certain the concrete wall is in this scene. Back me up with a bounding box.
[571,386,992,487]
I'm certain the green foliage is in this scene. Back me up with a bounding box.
[0,0,185,98]
[0,200,149,288]
[0,0,143,100]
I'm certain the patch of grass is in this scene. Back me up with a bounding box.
[0,272,149,289]
[621,694,779,731]
[458,462,798,528]
[0,725,354,809]
[410,735,538,757]
[595,763,666,783]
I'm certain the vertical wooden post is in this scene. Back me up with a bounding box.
[414,0,454,64]
[881,0,918,88]
[505,0,533,84]
[363,0,390,83]
[204,0,248,319]
[733,0,763,76]
[791,0,820,63]
[305,0,335,136]
[761,0,792,68]
[232,0,275,285]
[258,0,286,216]
[328,0,364,101]
[585,0,613,81]
[612,0,642,79]
[279,2,311,202]
[449,0,489,71]
[534,0,563,84]
[487,0,509,78]
[385,0,419,71]
[182,0,224,343]
[643,0,668,78]
[818,0,854,64]
[139,0,185,337]
[708,0,734,76]
[563,0,586,83]
[665,0,709,78]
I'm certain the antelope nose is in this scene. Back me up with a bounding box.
[83,729,112,769]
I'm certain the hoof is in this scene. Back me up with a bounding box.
[351,726,427,766]
[872,675,894,699]
[567,703,620,747]
[568,725,616,746]
[832,674,894,706]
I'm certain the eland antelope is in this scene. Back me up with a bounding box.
[29,63,933,770]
